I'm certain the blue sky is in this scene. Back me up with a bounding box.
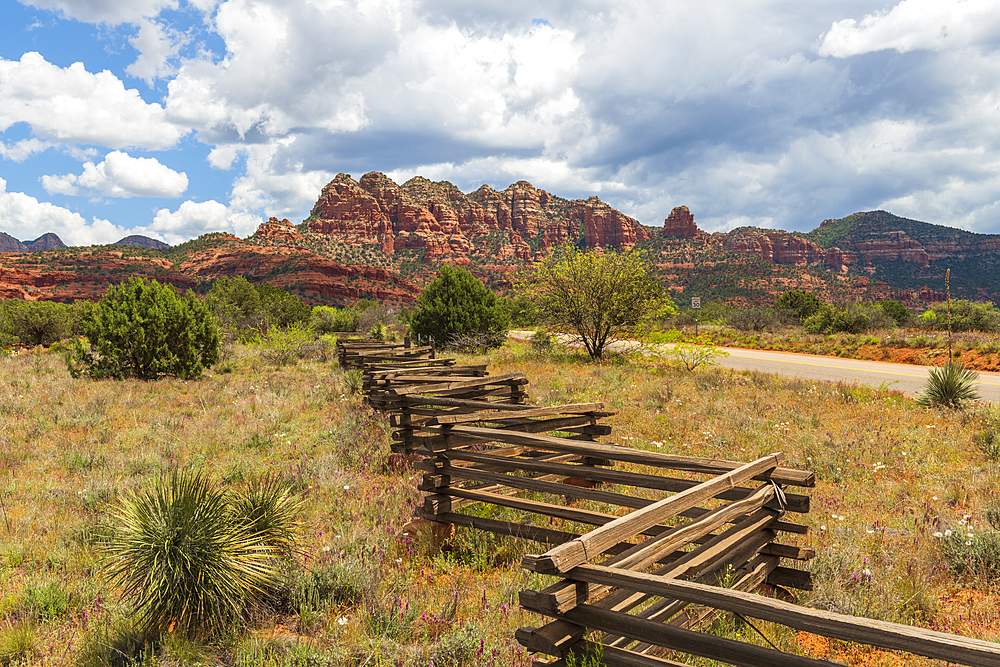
[3,0,1000,246]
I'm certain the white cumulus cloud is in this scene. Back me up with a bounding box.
[19,0,180,25]
[144,196,263,243]
[0,177,129,245]
[818,0,1000,58]
[127,18,189,85]
[0,138,54,162]
[41,151,189,199]
[0,52,188,150]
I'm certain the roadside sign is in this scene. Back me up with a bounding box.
[691,297,701,309]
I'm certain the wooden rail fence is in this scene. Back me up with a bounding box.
[342,337,1000,666]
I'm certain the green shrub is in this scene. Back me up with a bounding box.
[531,330,554,352]
[310,306,357,334]
[804,303,893,334]
[775,289,823,322]
[0,299,77,346]
[68,278,219,380]
[916,362,980,409]
[877,299,910,326]
[499,294,540,328]
[921,300,1000,332]
[207,277,309,341]
[941,528,1000,577]
[250,322,314,366]
[229,476,302,559]
[103,470,296,636]
[341,369,364,395]
[409,265,509,349]
[370,322,388,341]
[727,308,779,332]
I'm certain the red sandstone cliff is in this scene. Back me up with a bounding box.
[722,228,827,266]
[306,172,652,261]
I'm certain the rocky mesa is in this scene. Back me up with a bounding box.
[305,172,655,262]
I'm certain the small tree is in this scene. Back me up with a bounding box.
[775,289,823,322]
[69,278,219,380]
[207,277,309,340]
[521,244,673,360]
[409,265,509,348]
[0,299,76,346]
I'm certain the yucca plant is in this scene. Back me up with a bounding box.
[230,475,302,559]
[103,471,289,636]
[916,361,980,409]
[370,322,389,342]
[342,368,364,395]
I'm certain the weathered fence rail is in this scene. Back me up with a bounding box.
[340,337,1000,666]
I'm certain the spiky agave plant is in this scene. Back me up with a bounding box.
[916,361,980,409]
[103,471,284,636]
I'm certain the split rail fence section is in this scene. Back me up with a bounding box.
[345,338,1000,666]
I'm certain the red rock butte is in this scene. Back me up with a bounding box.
[305,172,655,262]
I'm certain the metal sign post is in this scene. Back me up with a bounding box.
[691,297,701,335]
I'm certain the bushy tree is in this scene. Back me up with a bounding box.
[803,302,894,334]
[877,299,910,326]
[921,300,1000,332]
[206,277,309,340]
[727,307,779,332]
[409,264,509,349]
[775,289,823,322]
[0,299,78,346]
[520,244,673,359]
[499,294,540,328]
[69,278,219,380]
[310,306,358,334]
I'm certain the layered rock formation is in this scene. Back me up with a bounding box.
[722,228,826,266]
[662,206,699,239]
[306,172,653,262]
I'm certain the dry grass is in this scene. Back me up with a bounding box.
[0,340,998,666]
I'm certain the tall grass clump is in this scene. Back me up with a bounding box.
[103,471,298,637]
[0,623,37,666]
[916,361,980,409]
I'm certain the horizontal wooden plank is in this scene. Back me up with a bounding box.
[442,450,809,513]
[566,565,1000,666]
[392,373,529,396]
[357,345,432,356]
[398,395,535,410]
[422,463,658,510]
[760,543,816,561]
[379,374,488,383]
[606,555,779,649]
[522,603,840,667]
[447,426,813,486]
[564,641,691,667]
[432,403,607,424]
[417,510,579,546]
[768,566,813,591]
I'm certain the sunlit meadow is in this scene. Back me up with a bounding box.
[1,339,998,666]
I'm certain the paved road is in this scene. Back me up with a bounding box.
[510,331,1000,402]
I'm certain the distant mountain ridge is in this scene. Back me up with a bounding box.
[0,232,67,253]
[115,235,170,250]
[3,174,1000,304]
[0,232,169,252]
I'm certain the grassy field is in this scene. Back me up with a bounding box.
[1,340,999,666]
